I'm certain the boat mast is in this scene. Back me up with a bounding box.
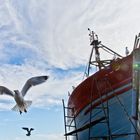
[86,29,123,76]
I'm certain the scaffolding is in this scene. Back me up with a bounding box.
[88,78,112,140]
[62,99,78,140]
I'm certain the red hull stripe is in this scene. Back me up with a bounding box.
[84,85,132,115]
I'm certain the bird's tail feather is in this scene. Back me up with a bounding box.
[11,100,32,112]
[25,100,32,108]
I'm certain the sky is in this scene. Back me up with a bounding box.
[0,0,140,140]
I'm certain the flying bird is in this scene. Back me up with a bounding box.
[22,127,34,136]
[0,75,49,114]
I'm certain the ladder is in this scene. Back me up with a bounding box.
[62,99,78,140]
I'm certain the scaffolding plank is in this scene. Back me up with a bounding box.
[65,117,106,136]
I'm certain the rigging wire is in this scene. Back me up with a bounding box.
[82,61,89,80]
[106,79,140,138]
[95,78,113,140]
[101,46,115,56]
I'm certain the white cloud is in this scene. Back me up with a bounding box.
[1,0,140,70]
[0,0,140,112]
[0,62,83,110]
[0,101,14,111]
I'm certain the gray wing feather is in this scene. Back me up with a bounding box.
[0,86,14,97]
[21,75,49,96]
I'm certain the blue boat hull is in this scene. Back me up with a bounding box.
[72,87,137,140]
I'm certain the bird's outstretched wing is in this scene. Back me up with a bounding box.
[0,86,14,97]
[30,128,34,131]
[21,75,49,96]
[22,127,29,131]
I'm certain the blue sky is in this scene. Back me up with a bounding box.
[0,0,140,140]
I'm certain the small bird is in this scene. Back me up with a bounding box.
[22,127,34,136]
[0,75,49,114]
[125,47,129,56]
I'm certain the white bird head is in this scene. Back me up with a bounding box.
[14,90,20,95]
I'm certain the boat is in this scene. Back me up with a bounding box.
[62,30,140,140]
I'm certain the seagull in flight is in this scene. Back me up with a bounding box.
[22,127,34,136]
[0,75,49,114]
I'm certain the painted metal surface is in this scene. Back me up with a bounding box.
[68,55,132,117]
